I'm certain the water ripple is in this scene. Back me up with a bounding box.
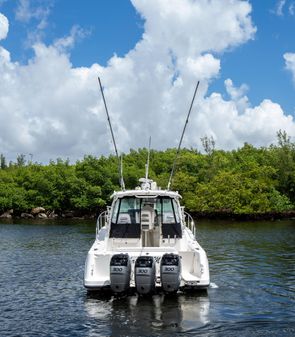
[0,220,294,336]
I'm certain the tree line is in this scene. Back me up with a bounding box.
[1,131,295,217]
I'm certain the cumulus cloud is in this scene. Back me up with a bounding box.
[0,41,105,161]
[224,78,249,112]
[187,92,295,151]
[0,12,8,40]
[0,1,294,162]
[284,52,295,83]
[231,100,295,146]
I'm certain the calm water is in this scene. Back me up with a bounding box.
[0,219,294,337]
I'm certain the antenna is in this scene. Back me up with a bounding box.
[120,155,125,191]
[139,136,152,190]
[98,77,125,190]
[145,136,151,181]
[167,81,200,190]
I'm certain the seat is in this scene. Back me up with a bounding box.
[117,213,131,224]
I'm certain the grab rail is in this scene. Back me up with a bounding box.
[183,210,196,237]
[96,207,110,238]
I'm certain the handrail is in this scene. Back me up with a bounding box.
[96,209,110,239]
[183,210,196,237]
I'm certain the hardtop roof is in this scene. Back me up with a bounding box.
[111,189,182,199]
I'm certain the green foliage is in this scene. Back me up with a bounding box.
[1,132,295,215]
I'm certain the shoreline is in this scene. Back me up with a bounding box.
[1,209,295,222]
[190,211,295,221]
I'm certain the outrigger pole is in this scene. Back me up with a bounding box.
[167,81,200,190]
[145,136,151,181]
[98,77,125,191]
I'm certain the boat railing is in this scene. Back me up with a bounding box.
[96,207,111,238]
[182,209,196,237]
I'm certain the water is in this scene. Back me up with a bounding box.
[0,219,294,336]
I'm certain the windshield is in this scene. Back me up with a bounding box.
[111,197,141,224]
[109,196,182,238]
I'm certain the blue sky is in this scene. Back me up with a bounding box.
[0,0,295,161]
[209,0,295,115]
[0,0,143,66]
[1,0,293,112]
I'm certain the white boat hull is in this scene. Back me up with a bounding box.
[84,227,210,292]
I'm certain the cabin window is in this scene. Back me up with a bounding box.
[159,197,182,238]
[110,196,182,238]
[110,197,141,238]
[161,198,180,223]
[111,197,141,224]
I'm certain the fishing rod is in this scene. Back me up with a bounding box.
[167,81,200,190]
[98,77,125,191]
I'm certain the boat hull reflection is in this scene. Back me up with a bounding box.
[85,291,209,335]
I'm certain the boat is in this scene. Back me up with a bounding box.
[83,77,210,294]
[84,176,210,294]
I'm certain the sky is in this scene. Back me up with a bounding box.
[1,0,295,163]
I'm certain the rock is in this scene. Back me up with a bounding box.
[46,211,58,219]
[62,211,74,218]
[84,214,96,219]
[0,212,12,218]
[31,207,45,215]
[48,210,58,219]
[21,213,34,219]
[36,213,48,219]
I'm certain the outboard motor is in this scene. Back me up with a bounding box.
[160,253,181,293]
[110,254,131,293]
[135,256,156,295]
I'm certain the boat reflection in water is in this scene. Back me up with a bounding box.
[84,291,210,335]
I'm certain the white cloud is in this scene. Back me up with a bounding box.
[15,0,53,45]
[274,0,286,16]
[227,99,295,148]
[284,52,295,83]
[0,12,8,40]
[132,0,256,54]
[187,93,295,151]
[225,79,248,100]
[272,0,295,16]
[225,78,249,113]
[0,1,295,162]
[53,25,91,53]
[15,0,51,28]
[186,54,220,81]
